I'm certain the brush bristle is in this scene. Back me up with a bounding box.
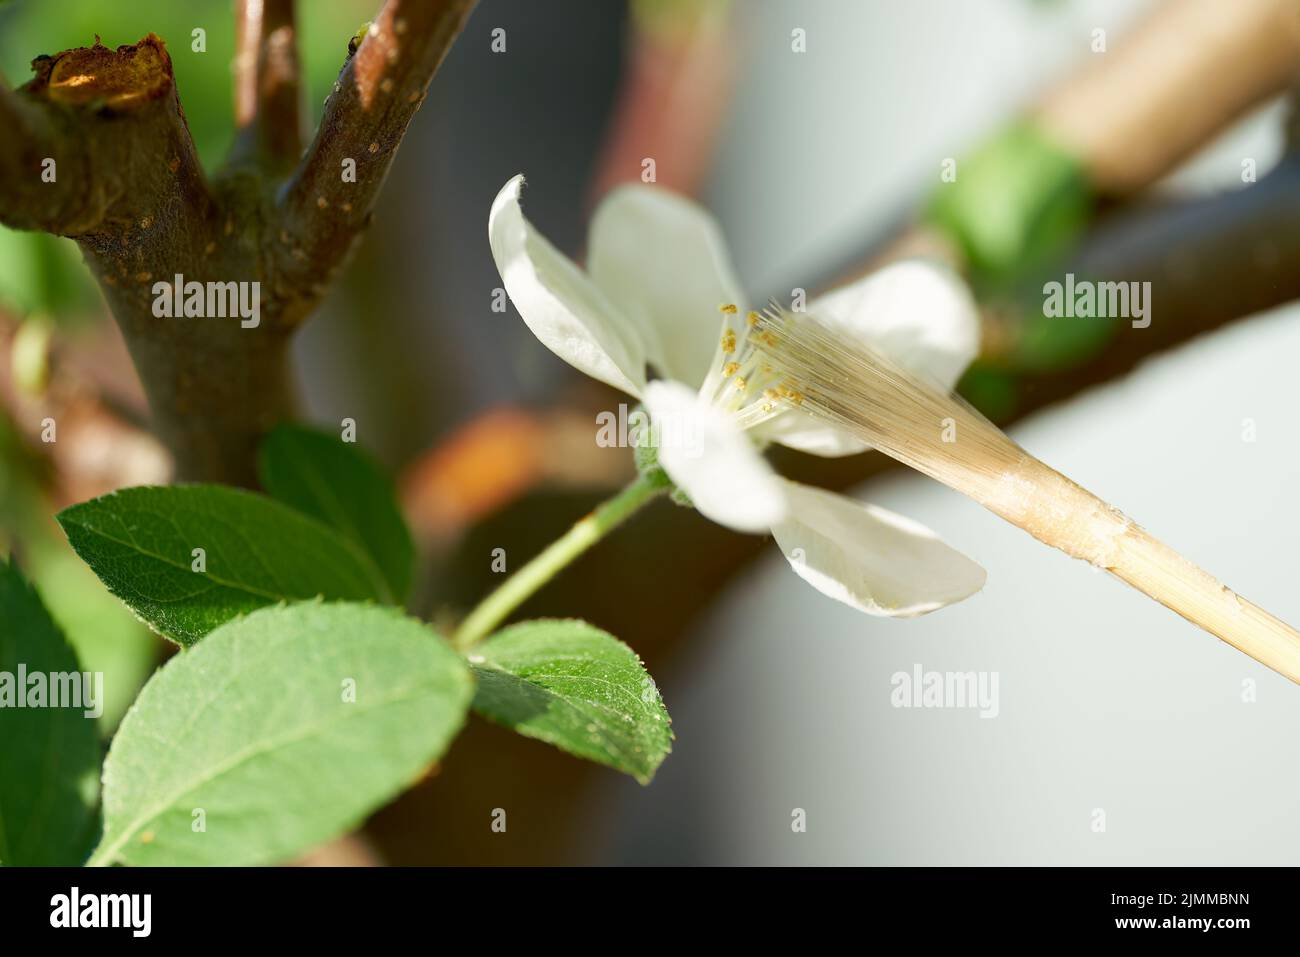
[747,306,1027,503]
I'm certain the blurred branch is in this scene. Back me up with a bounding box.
[231,0,303,173]
[0,313,169,505]
[588,0,737,202]
[276,0,477,302]
[401,403,633,551]
[1033,159,1300,354]
[1034,0,1300,195]
[834,0,1300,291]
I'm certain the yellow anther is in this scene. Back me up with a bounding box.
[746,311,761,326]
[733,376,747,392]
[722,361,741,377]
[763,388,780,401]
[719,303,738,314]
[721,329,737,354]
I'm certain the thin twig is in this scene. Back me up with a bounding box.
[231,0,304,173]
[275,0,477,303]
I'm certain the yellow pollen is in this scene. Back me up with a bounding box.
[733,376,747,392]
[722,361,741,377]
[719,303,738,314]
[763,388,780,401]
[746,311,760,326]
[720,330,736,354]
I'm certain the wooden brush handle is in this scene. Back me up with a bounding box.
[1110,524,1300,684]
[990,458,1300,684]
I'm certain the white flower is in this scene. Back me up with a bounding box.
[488,174,986,617]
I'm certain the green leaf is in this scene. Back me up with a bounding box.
[0,229,96,319]
[27,544,157,734]
[57,485,390,647]
[924,121,1091,283]
[89,601,473,867]
[0,558,101,866]
[469,619,672,784]
[258,424,414,603]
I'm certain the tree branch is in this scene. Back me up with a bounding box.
[274,0,476,304]
[1043,160,1300,354]
[0,0,478,485]
[0,36,295,486]
[1033,0,1300,196]
[0,4,476,486]
[11,36,214,239]
[230,0,304,173]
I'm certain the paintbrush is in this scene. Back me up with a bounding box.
[749,306,1300,685]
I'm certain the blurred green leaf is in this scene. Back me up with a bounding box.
[29,544,156,731]
[90,601,473,866]
[0,413,48,544]
[58,485,391,646]
[1010,301,1119,373]
[0,412,156,730]
[0,557,101,866]
[957,363,1020,422]
[259,424,414,604]
[0,230,95,320]
[470,619,673,784]
[925,122,1091,283]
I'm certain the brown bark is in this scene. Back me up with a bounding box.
[275,0,477,303]
[0,1,477,485]
[0,35,285,485]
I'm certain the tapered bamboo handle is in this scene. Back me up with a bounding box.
[1110,525,1300,684]
[994,458,1300,684]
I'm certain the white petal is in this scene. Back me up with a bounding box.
[643,380,786,534]
[587,184,747,388]
[809,258,979,389]
[760,259,980,457]
[771,479,985,617]
[757,414,871,457]
[489,175,647,396]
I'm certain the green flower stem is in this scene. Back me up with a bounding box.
[452,473,667,650]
